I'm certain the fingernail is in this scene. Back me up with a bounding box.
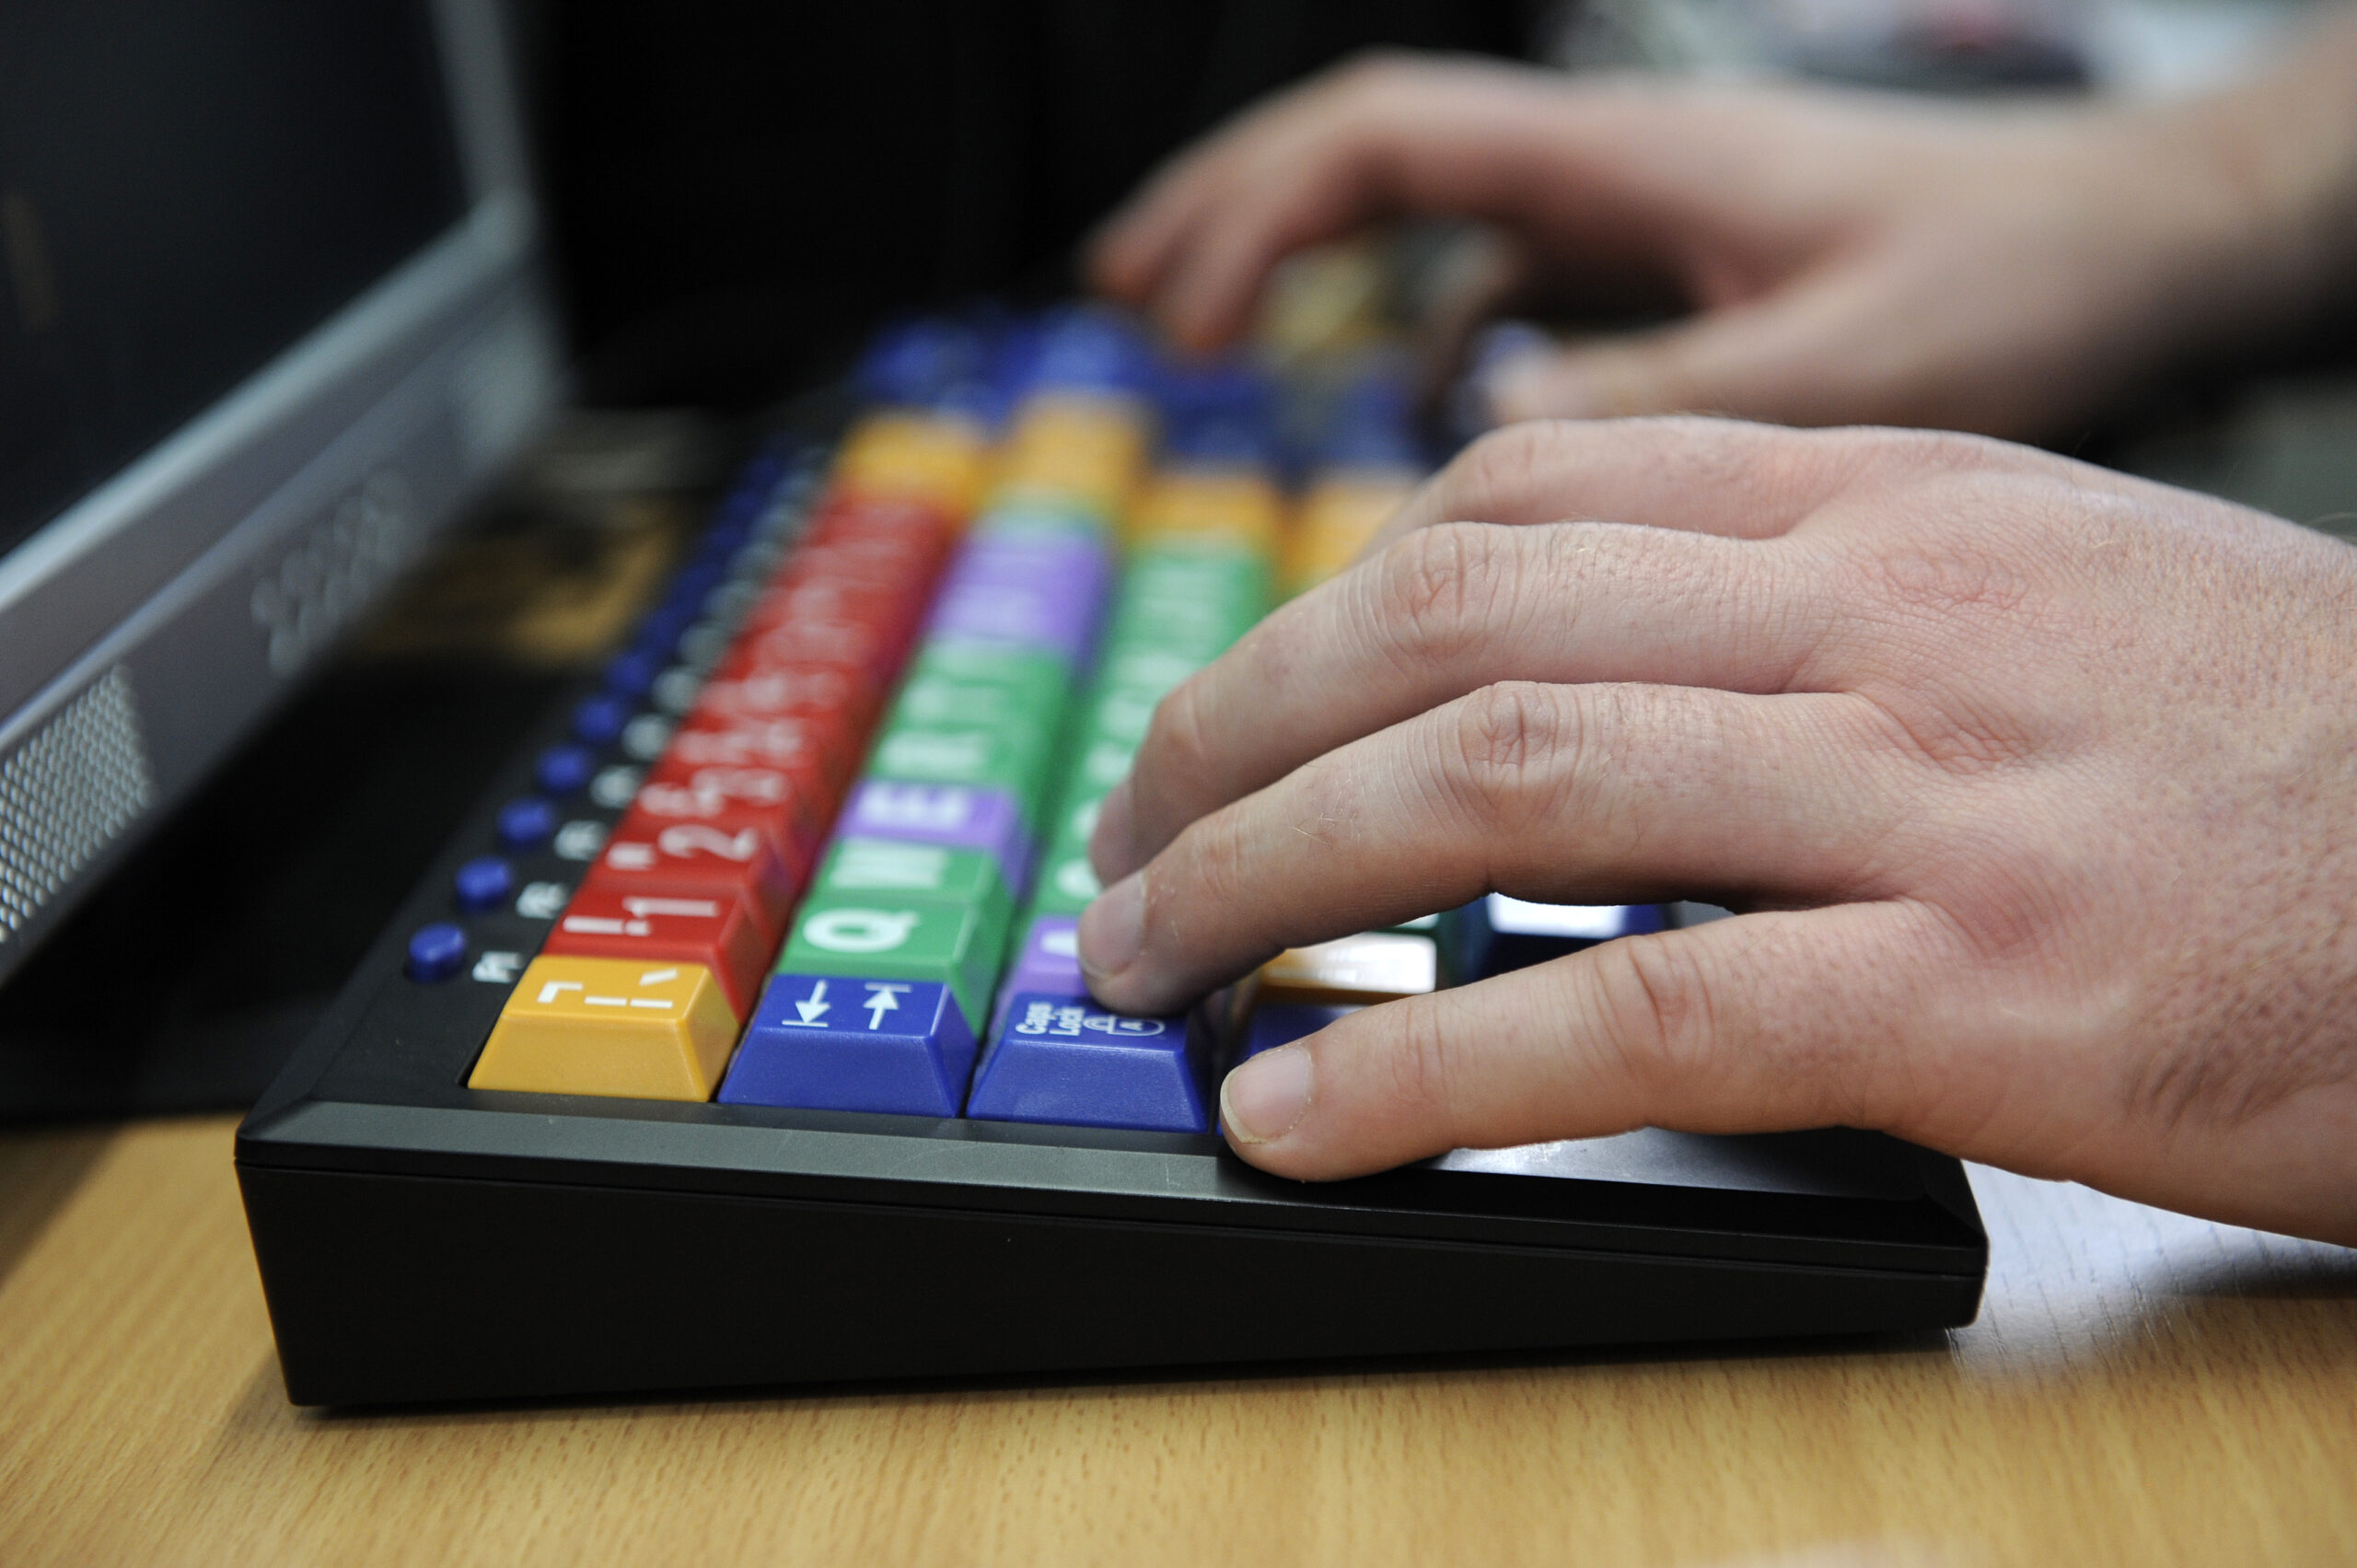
[1222,1046,1314,1145]
[1077,871,1146,980]
[1087,776,1134,882]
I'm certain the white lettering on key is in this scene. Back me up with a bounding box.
[802,908,921,954]
[780,978,830,1027]
[624,897,719,919]
[536,980,585,1005]
[863,982,910,1030]
[638,969,679,986]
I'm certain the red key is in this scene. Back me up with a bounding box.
[542,885,774,1020]
[692,662,877,732]
[631,774,819,876]
[589,809,799,941]
[666,714,855,796]
[733,617,895,684]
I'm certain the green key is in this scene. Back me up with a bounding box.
[1084,685,1159,748]
[778,894,1010,1031]
[1026,791,1108,918]
[911,640,1071,692]
[814,836,1012,924]
[867,715,1057,815]
[889,668,1066,732]
[1097,647,1202,701]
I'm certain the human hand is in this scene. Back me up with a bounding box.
[1090,37,2357,440]
[1079,417,2357,1246]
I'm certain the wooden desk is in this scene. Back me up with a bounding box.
[0,1116,2349,1567]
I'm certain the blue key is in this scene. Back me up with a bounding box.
[534,745,596,796]
[965,991,1211,1133]
[405,923,468,982]
[495,797,557,850]
[1240,1002,1357,1060]
[573,693,630,746]
[452,855,514,913]
[721,975,977,1118]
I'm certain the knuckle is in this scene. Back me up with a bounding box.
[1375,998,1468,1132]
[1586,934,1726,1101]
[1435,681,1581,829]
[1139,674,1218,803]
[1371,520,1516,668]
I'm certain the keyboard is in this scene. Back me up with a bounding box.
[237,309,1986,1406]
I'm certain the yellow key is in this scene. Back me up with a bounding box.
[1257,933,1437,1006]
[1286,470,1418,595]
[1131,470,1283,552]
[470,956,741,1101]
[833,412,991,517]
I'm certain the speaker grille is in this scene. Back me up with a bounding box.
[0,667,157,947]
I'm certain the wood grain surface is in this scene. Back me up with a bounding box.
[0,1115,2350,1568]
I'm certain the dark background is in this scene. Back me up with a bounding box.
[529,0,1542,407]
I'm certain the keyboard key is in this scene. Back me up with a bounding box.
[719,975,977,1117]
[543,885,772,1020]
[1257,932,1436,1006]
[813,836,1010,916]
[965,992,1211,1133]
[1239,1002,1358,1059]
[865,716,1055,808]
[405,923,469,982]
[693,663,877,732]
[835,782,1030,894]
[1440,895,1667,981]
[470,956,739,1101]
[777,895,1006,1033]
[629,772,818,876]
[590,810,800,940]
[667,714,854,795]
[1001,915,1081,998]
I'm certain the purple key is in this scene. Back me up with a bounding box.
[926,579,1102,666]
[987,915,1084,1037]
[836,782,1032,893]
[1004,915,1082,995]
[945,534,1110,589]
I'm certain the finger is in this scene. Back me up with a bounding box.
[1478,261,1948,433]
[1368,415,1870,557]
[1102,59,1714,354]
[1081,680,1914,1016]
[1093,513,1840,884]
[1217,900,1973,1180]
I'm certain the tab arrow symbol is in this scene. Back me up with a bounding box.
[794,980,830,1024]
[863,983,909,1030]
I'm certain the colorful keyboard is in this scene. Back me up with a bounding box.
[237,311,1986,1406]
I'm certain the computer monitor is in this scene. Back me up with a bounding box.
[0,0,561,983]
